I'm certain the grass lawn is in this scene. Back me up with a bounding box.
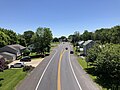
[0,69,27,90]
[78,58,97,80]
[30,52,37,56]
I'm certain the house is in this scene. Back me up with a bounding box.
[83,40,94,55]
[0,52,16,61]
[0,55,5,70]
[11,44,26,55]
[78,41,84,48]
[0,44,26,57]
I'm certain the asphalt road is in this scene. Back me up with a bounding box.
[16,42,100,90]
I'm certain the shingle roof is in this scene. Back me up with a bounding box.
[78,41,84,45]
[0,52,16,57]
[0,55,3,59]
[0,44,26,52]
[83,40,93,46]
[11,44,26,50]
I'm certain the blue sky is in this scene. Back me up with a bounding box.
[0,0,120,37]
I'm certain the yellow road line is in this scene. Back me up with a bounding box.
[57,50,65,90]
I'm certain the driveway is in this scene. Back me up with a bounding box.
[8,58,44,67]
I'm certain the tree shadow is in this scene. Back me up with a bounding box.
[85,66,97,76]
[30,54,45,58]
[85,67,118,90]
[0,78,4,87]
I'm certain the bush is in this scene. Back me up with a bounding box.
[23,49,30,56]
[23,65,34,72]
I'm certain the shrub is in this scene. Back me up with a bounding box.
[23,65,34,72]
[23,49,30,56]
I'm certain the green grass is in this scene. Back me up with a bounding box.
[78,58,88,69]
[30,52,37,56]
[0,69,27,90]
[50,42,60,51]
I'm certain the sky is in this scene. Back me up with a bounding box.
[0,0,120,37]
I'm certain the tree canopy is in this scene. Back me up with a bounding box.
[32,27,53,54]
[23,30,34,46]
[87,44,120,89]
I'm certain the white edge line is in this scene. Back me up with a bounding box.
[35,50,57,90]
[68,50,83,90]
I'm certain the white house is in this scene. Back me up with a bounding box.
[83,40,94,55]
[78,41,84,48]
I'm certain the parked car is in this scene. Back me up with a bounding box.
[20,56,31,62]
[10,62,25,68]
[70,51,74,54]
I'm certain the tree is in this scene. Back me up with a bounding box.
[17,34,26,46]
[23,30,34,46]
[73,31,80,43]
[43,28,53,53]
[23,49,30,56]
[32,27,53,54]
[0,28,18,45]
[86,44,101,64]
[52,37,59,42]
[110,26,120,44]
[81,30,94,41]
[59,36,67,42]
[95,44,120,89]
[69,31,80,46]
[0,31,10,47]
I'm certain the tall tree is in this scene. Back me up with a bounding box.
[32,27,53,54]
[0,31,10,47]
[23,30,34,46]
[81,30,93,41]
[52,37,59,42]
[59,36,67,42]
[0,28,18,45]
[17,34,26,46]
[95,44,120,89]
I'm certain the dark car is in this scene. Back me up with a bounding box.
[70,51,74,54]
[65,47,68,50]
[20,56,31,62]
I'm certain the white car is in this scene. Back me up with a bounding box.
[10,62,25,68]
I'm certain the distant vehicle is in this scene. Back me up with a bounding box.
[70,51,74,54]
[10,62,25,68]
[20,56,31,62]
[80,53,86,56]
[65,47,68,50]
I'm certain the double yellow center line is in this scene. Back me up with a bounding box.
[57,50,66,90]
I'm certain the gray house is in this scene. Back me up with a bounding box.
[11,44,26,55]
[83,40,94,55]
[0,55,5,70]
[0,44,26,61]
[0,44,26,57]
[0,52,16,61]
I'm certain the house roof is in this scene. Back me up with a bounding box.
[78,41,84,45]
[0,44,26,52]
[83,40,93,46]
[0,52,16,57]
[11,44,26,50]
[0,45,17,53]
[0,55,3,59]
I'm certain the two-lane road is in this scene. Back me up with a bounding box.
[17,42,100,90]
